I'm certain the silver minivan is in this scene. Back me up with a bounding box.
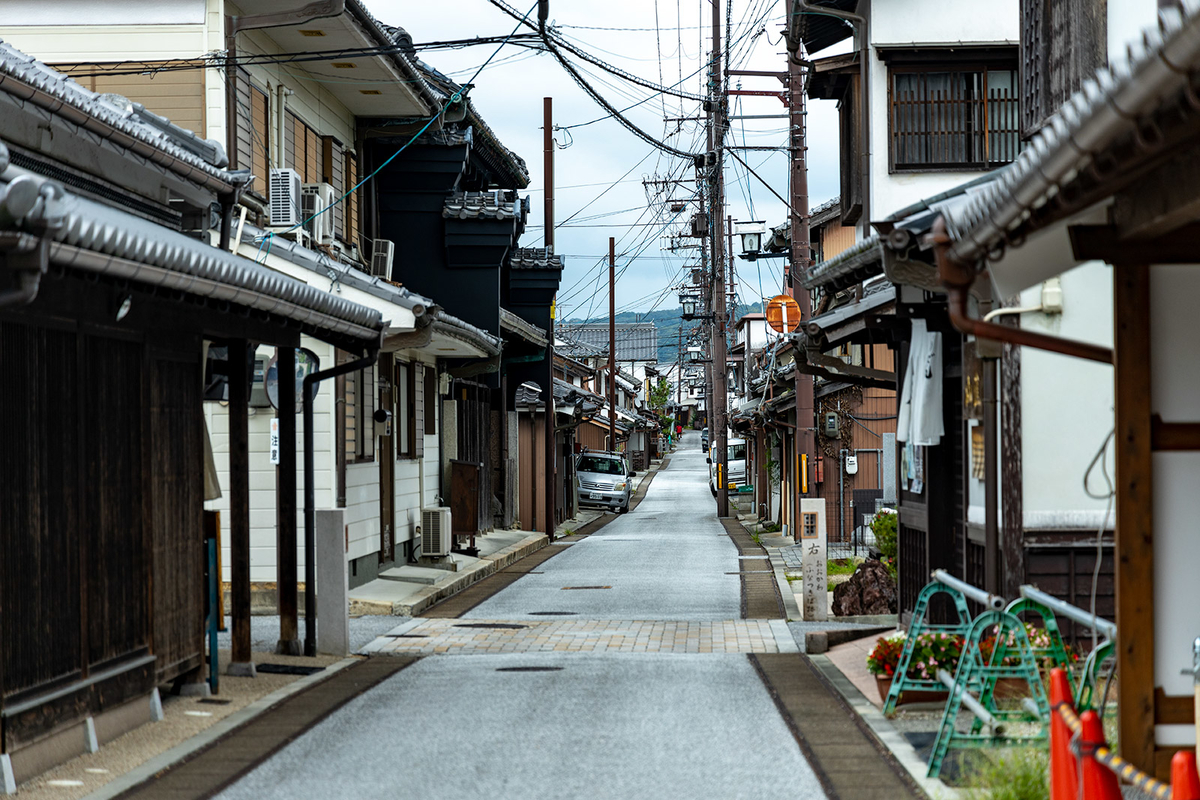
[575,451,633,514]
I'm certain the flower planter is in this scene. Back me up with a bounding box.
[874,676,1031,706]
[875,676,949,706]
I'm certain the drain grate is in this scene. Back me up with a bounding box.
[452,623,527,630]
[255,664,325,676]
[561,585,611,590]
[197,698,232,705]
[386,633,428,638]
[495,666,564,673]
[527,611,578,616]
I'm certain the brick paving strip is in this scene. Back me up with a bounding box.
[422,456,670,619]
[750,653,925,800]
[718,518,786,620]
[110,657,417,800]
[371,618,786,655]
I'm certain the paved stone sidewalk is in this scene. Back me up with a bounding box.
[365,618,797,656]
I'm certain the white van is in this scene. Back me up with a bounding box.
[707,437,747,495]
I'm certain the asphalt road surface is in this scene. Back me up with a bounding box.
[215,431,829,800]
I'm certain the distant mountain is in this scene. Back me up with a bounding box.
[566,301,763,364]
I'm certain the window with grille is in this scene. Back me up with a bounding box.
[889,66,1020,171]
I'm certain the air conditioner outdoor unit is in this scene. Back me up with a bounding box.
[268,168,302,227]
[420,507,452,557]
[302,183,337,244]
[371,239,395,279]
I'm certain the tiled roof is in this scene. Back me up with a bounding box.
[556,322,659,362]
[443,190,523,220]
[0,40,233,189]
[508,247,563,270]
[2,164,383,344]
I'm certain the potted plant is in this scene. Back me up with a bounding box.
[866,631,960,704]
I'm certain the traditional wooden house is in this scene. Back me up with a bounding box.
[0,44,383,787]
[909,2,1200,779]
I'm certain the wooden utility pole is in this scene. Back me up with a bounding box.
[276,346,300,655]
[710,0,730,518]
[228,340,254,676]
[788,44,815,539]
[543,96,556,536]
[608,237,617,452]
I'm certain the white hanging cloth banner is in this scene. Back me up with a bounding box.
[896,318,944,446]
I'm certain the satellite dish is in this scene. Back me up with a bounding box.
[266,348,320,410]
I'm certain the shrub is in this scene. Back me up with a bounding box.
[870,509,898,577]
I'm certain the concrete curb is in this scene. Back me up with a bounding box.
[349,532,550,617]
[807,653,962,800]
[82,657,362,800]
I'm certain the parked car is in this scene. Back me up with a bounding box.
[707,437,748,495]
[576,451,633,513]
[701,427,709,451]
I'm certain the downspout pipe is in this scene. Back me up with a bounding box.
[302,344,378,656]
[931,216,1114,365]
[792,2,869,228]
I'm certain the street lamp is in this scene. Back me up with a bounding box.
[735,220,766,255]
[681,296,698,320]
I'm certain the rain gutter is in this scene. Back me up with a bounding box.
[931,216,1113,364]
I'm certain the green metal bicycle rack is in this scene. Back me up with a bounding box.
[882,570,1001,717]
[926,609,1051,779]
[962,596,1073,737]
[1019,584,1117,712]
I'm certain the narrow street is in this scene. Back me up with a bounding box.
[202,433,867,799]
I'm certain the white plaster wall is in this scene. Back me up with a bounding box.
[1019,261,1115,529]
[869,0,1017,46]
[1149,266,1200,747]
[1,0,204,27]
[866,0,1019,222]
[392,351,441,550]
[206,338,337,584]
[1109,0,1160,64]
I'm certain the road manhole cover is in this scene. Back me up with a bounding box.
[452,623,528,629]
[495,666,564,672]
[561,586,611,590]
[527,611,578,616]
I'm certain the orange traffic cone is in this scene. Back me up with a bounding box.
[1049,668,1078,800]
[1078,710,1121,800]
[1172,750,1200,800]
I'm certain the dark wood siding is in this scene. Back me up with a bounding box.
[0,324,83,697]
[1,316,205,747]
[149,353,205,681]
[85,336,147,667]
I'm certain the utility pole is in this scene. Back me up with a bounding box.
[608,237,617,453]
[543,96,556,538]
[788,44,815,541]
[709,0,730,518]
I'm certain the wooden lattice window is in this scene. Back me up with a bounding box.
[344,150,361,251]
[248,85,269,195]
[290,114,320,184]
[890,65,1020,171]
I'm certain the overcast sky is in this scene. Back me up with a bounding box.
[373,0,843,320]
